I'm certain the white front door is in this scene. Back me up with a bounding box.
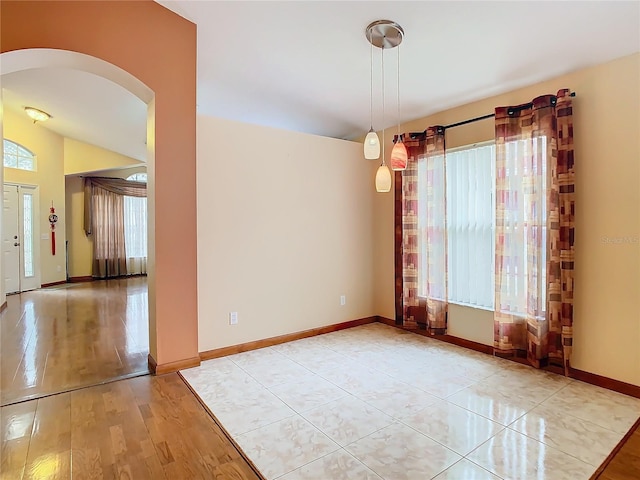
[2,184,41,293]
[3,185,20,294]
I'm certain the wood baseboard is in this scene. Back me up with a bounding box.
[69,276,94,283]
[41,280,67,288]
[376,316,640,398]
[0,301,7,312]
[569,364,640,399]
[148,354,201,375]
[376,316,493,354]
[199,316,378,361]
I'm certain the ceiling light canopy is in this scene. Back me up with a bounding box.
[24,106,51,123]
[365,20,405,192]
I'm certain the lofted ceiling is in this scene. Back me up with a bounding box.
[158,0,640,140]
[1,1,638,161]
[1,68,147,162]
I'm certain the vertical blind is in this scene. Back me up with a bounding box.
[418,142,495,309]
[446,143,495,309]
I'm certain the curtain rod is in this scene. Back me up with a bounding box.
[443,91,576,131]
[407,91,576,139]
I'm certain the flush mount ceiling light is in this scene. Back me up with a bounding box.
[24,106,52,123]
[365,20,405,192]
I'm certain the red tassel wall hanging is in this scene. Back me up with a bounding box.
[49,202,58,255]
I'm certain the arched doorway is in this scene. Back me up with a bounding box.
[1,0,199,374]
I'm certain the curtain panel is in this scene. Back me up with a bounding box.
[494,88,575,373]
[399,127,449,334]
[91,186,127,278]
[84,177,148,279]
[84,177,147,236]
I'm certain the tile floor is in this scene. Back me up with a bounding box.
[181,323,640,480]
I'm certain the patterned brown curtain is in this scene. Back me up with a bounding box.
[91,186,127,278]
[399,127,448,334]
[494,89,575,373]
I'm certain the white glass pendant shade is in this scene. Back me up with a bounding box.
[375,164,392,192]
[364,129,380,159]
[390,139,408,171]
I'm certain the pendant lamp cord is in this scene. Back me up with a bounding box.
[381,45,385,165]
[369,33,374,129]
[397,42,401,138]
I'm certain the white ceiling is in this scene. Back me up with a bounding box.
[1,1,638,160]
[160,0,640,140]
[1,68,147,162]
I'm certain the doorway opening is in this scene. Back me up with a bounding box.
[1,49,154,406]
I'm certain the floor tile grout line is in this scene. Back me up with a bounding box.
[502,424,620,469]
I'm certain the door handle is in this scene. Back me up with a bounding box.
[13,235,18,239]
[14,242,20,247]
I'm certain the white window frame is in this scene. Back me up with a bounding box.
[3,139,37,171]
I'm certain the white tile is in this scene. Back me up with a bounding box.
[346,423,461,480]
[447,383,538,426]
[510,405,623,467]
[205,387,295,436]
[270,375,348,412]
[279,449,382,480]
[241,357,311,388]
[236,415,339,479]
[358,383,439,419]
[433,459,502,479]
[541,380,640,434]
[401,400,504,455]
[468,428,596,480]
[180,325,625,480]
[301,395,394,446]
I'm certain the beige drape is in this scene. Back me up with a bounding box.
[84,177,147,279]
[91,187,127,278]
[84,177,146,235]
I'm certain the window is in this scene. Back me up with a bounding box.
[499,136,548,318]
[444,142,496,309]
[417,139,547,314]
[124,196,147,260]
[23,193,35,277]
[124,173,148,268]
[127,173,147,183]
[3,139,36,171]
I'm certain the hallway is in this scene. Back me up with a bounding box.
[1,278,149,406]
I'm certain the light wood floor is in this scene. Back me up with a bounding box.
[595,418,640,480]
[1,373,262,480]
[1,278,150,406]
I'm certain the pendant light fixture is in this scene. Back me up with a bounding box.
[366,20,404,192]
[390,39,408,171]
[363,36,380,159]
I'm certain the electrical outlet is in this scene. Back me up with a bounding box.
[340,295,346,306]
[229,311,238,325]
[56,265,62,272]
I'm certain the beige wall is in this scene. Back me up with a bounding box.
[64,176,91,278]
[3,107,66,285]
[197,116,375,352]
[65,165,146,279]
[373,53,640,386]
[64,137,142,175]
